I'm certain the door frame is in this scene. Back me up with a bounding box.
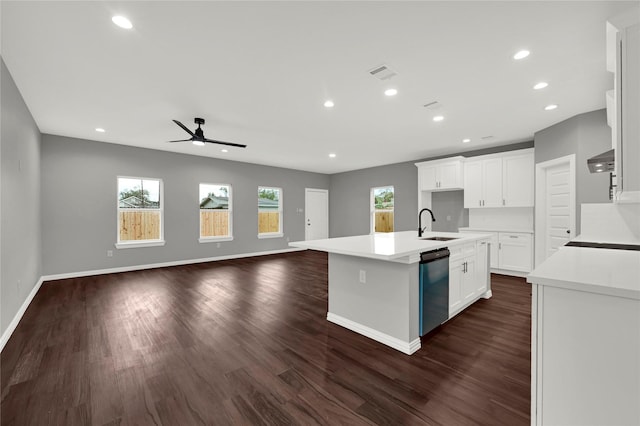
[305,188,329,241]
[534,154,576,267]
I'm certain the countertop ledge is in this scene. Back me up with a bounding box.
[527,246,640,300]
[289,231,490,264]
[458,227,534,234]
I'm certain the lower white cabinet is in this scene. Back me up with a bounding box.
[459,229,533,276]
[449,241,489,317]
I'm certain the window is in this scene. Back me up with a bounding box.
[117,177,164,248]
[199,183,232,242]
[371,186,394,233]
[258,187,283,238]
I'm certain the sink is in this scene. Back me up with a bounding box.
[420,236,459,241]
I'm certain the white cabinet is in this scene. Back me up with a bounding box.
[416,157,464,192]
[459,229,533,275]
[609,13,640,203]
[463,149,534,208]
[502,153,534,207]
[498,232,533,272]
[448,241,489,317]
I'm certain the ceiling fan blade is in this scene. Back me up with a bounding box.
[204,138,247,148]
[173,120,196,137]
[167,139,192,143]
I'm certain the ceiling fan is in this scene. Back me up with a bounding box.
[169,117,247,148]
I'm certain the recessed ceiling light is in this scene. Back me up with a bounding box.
[433,115,444,122]
[95,128,105,133]
[112,15,133,29]
[329,153,337,158]
[544,104,558,111]
[533,82,548,90]
[513,50,530,60]
[324,100,335,108]
[384,88,398,97]
[462,138,471,143]
[221,149,228,153]
[192,140,205,146]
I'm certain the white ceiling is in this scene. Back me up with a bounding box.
[1,1,633,174]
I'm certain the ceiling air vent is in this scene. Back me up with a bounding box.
[481,135,495,140]
[423,101,442,110]
[368,64,397,80]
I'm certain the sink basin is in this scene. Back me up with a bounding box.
[420,236,459,241]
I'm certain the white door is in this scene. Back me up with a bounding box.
[305,188,328,241]
[535,155,576,266]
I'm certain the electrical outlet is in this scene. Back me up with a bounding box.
[446,215,451,221]
[216,242,221,248]
[17,279,21,291]
[359,270,366,283]
[286,237,290,242]
[107,250,113,257]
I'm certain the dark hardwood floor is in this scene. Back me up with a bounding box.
[1,251,531,425]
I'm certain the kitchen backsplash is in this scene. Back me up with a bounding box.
[467,207,534,231]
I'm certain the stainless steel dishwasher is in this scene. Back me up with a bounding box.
[419,248,450,336]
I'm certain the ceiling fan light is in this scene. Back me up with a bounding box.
[192,140,205,146]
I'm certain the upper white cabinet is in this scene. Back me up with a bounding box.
[607,9,640,203]
[416,157,464,192]
[463,149,534,208]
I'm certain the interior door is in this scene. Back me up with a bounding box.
[545,163,572,258]
[305,188,329,241]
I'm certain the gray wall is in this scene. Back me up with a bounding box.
[41,135,329,275]
[1,58,42,336]
[329,161,418,237]
[534,109,612,234]
[432,190,467,232]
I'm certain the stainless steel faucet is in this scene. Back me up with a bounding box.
[418,208,436,237]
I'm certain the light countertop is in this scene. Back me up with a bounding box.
[527,246,640,300]
[458,227,534,234]
[289,230,490,264]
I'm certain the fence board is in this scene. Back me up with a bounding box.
[200,210,230,237]
[258,212,280,234]
[375,211,394,233]
[119,210,161,241]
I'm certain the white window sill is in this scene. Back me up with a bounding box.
[199,236,234,243]
[258,233,284,239]
[115,240,166,249]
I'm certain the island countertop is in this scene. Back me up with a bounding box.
[289,230,491,264]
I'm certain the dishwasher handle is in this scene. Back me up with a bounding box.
[420,248,450,263]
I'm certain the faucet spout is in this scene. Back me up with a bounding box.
[418,208,436,237]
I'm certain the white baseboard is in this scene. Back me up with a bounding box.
[1,247,305,353]
[41,247,305,282]
[326,312,421,355]
[0,277,44,352]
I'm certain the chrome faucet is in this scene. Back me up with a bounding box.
[418,208,436,237]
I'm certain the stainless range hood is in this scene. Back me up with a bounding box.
[587,149,615,173]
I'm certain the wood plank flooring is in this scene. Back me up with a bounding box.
[1,250,531,425]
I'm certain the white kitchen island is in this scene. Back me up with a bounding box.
[290,231,491,354]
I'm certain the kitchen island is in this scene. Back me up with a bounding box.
[290,231,491,354]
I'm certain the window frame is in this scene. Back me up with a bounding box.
[257,186,284,239]
[115,175,165,249]
[370,185,395,234]
[198,183,234,243]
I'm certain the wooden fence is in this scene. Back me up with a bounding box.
[258,212,280,233]
[375,211,394,233]
[200,210,230,237]
[119,210,161,241]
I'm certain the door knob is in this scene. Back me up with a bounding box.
[566,230,570,234]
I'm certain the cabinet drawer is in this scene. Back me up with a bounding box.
[499,232,532,243]
[450,243,475,261]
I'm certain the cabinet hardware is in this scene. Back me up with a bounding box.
[479,200,482,206]
[503,199,505,206]
[499,243,502,250]
[509,235,518,239]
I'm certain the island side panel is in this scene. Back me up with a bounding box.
[328,253,419,349]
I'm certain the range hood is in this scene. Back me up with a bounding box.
[587,149,615,173]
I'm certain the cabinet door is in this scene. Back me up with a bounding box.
[419,165,438,191]
[449,259,463,315]
[499,233,533,272]
[475,241,489,295]
[482,157,503,207]
[461,256,477,304]
[464,160,483,207]
[438,162,461,189]
[503,153,534,207]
